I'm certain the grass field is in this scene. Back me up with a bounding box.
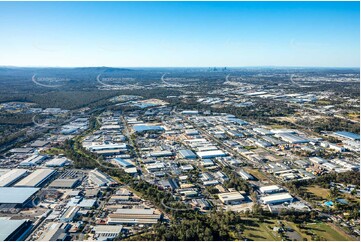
[305,185,330,200]
[267,124,285,129]
[41,147,64,155]
[244,168,269,182]
[241,219,354,241]
[242,219,282,241]
[303,222,354,241]
[316,100,332,105]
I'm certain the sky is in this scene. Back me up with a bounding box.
[0,1,359,67]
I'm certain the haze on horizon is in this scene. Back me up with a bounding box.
[0,1,359,68]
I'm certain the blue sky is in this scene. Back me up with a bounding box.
[0,1,359,67]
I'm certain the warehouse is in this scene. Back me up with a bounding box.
[0,169,28,187]
[14,169,56,188]
[10,148,34,154]
[18,155,47,167]
[180,190,198,198]
[0,187,39,206]
[261,136,286,145]
[226,130,244,137]
[78,199,97,209]
[49,179,80,189]
[108,208,161,225]
[0,218,32,241]
[180,164,194,172]
[145,163,165,172]
[274,133,309,144]
[185,129,199,135]
[309,157,327,164]
[271,129,296,134]
[227,117,248,125]
[149,151,173,157]
[218,191,245,205]
[181,110,199,115]
[38,223,70,241]
[260,193,293,205]
[113,158,135,168]
[197,146,219,152]
[321,162,338,171]
[133,125,164,133]
[238,169,254,180]
[253,139,272,148]
[59,206,79,222]
[100,124,121,130]
[201,159,215,167]
[196,150,226,159]
[253,128,274,135]
[30,140,49,148]
[203,180,219,186]
[93,225,123,240]
[178,149,197,159]
[88,143,128,152]
[45,157,70,167]
[89,169,116,187]
[334,131,360,141]
[259,185,282,194]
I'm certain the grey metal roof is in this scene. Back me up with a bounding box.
[0,218,27,241]
[0,187,39,204]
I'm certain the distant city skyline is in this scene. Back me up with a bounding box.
[0,1,359,67]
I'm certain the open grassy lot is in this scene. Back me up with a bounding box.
[242,219,282,241]
[303,222,354,241]
[244,168,269,182]
[41,147,65,155]
[241,218,355,241]
[267,124,285,129]
[305,185,330,200]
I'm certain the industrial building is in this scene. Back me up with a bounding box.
[49,178,80,189]
[218,191,245,205]
[260,193,293,205]
[18,155,47,167]
[238,169,254,180]
[145,163,165,172]
[38,222,71,241]
[133,124,164,133]
[196,150,226,159]
[274,133,309,144]
[107,208,161,225]
[60,206,79,222]
[14,169,56,187]
[45,157,70,167]
[185,129,199,135]
[253,128,274,135]
[149,151,173,157]
[0,218,32,241]
[89,169,116,187]
[0,169,28,187]
[78,199,97,209]
[181,110,199,115]
[0,187,39,206]
[113,158,135,168]
[93,225,123,240]
[309,157,327,164]
[259,185,282,194]
[87,143,128,155]
[201,159,215,167]
[334,131,360,140]
[178,149,197,159]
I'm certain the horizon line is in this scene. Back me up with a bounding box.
[1,65,360,69]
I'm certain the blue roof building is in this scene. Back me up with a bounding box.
[334,131,360,140]
[133,125,164,133]
[113,158,135,168]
